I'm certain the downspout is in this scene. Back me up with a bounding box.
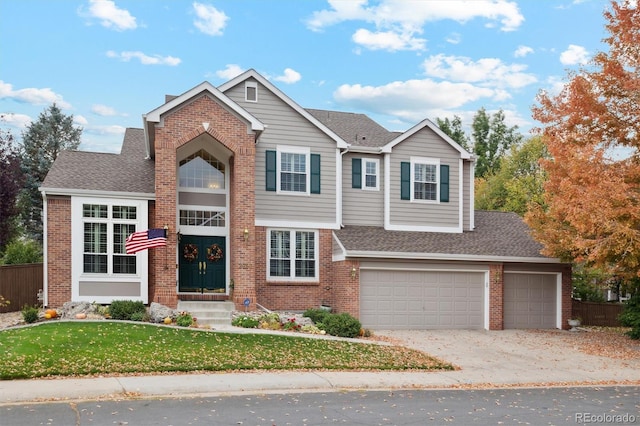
[40,188,48,307]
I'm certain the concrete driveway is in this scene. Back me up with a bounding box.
[375,328,640,386]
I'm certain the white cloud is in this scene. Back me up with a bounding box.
[514,45,534,58]
[91,104,118,116]
[0,80,71,109]
[445,32,462,45]
[106,50,181,66]
[85,124,127,136]
[306,0,523,52]
[421,54,537,89]
[0,112,32,129]
[352,28,426,51]
[560,44,590,65]
[215,64,245,80]
[274,68,302,84]
[74,115,89,126]
[334,79,495,123]
[193,2,228,36]
[79,0,137,31]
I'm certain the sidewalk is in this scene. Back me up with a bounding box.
[2,328,639,404]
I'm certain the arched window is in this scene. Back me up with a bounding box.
[179,149,225,189]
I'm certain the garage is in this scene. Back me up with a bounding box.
[360,269,485,330]
[504,273,558,329]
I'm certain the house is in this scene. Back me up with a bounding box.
[40,69,571,330]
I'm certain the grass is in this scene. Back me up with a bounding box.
[0,322,454,380]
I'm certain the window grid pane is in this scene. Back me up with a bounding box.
[113,256,136,274]
[414,164,437,200]
[179,149,225,189]
[83,204,107,218]
[113,206,137,220]
[280,153,307,192]
[270,231,290,277]
[295,231,315,278]
[179,210,225,227]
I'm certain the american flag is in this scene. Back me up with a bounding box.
[125,229,167,254]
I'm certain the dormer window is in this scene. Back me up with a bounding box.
[245,81,258,102]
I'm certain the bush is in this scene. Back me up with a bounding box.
[258,312,282,330]
[320,313,362,338]
[21,305,39,324]
[1,239,42,265]
[619,294,640,340]
[109,300,146,321]
[232,316,259,328]
[303,308,330,324]
[175,312,193,327]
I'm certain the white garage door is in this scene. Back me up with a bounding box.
[360,270,485,330]
[504,273,557,329]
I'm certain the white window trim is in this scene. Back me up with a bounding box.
[362,158,380,191]
[245,81,258,102]
[266,228,319,282]
[410,156,440,203]
[70,196,149,303]
[276,145,310,196]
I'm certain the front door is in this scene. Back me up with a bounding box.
[179,235,226,293]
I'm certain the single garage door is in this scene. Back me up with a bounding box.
[504,273,557,329]
[360,269,485,329]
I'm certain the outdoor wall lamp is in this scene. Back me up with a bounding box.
[244,228,249,241]
[351,266,357,279]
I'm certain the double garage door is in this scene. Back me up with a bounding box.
[360,269,558,330]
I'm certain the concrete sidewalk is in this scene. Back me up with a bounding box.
[2,328,639,404]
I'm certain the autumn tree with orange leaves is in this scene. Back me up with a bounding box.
[526,1,640,280]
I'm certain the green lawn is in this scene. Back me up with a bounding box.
[0,322,454,379]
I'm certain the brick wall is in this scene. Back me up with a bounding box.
[152,94,257,309]
[330,259,360,317]
[489,263,504,330]
[46,197,72,308]
[561,264,573,330]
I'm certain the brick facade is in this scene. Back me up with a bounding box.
[45,197,72,308]
[489,263,505,330]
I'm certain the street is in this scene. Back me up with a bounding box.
[2,386,638,425]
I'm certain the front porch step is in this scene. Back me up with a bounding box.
[177,301,234,327]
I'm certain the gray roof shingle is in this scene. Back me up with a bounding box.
[42,128,155,194]
[334,211,554,261]
[306,108,398,148]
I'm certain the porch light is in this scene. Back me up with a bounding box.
[351,267,357,279]
[244,228,249,241]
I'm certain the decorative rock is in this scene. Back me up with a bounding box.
[59,302,96,318]
[149,302,176,323]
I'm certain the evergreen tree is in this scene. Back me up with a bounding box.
[19,104,82,241]
[0,127,24,252]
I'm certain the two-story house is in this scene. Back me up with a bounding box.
[41,69,571,330]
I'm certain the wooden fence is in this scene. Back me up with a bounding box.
[0,263,43,313]
[571,299,624,327]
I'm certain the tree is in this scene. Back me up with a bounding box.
[526,2,640,280]
[436,115,470,151]
[475,136,548,216]
[0,127,24,252]
[472,108,523,178]
[19,104,82,241]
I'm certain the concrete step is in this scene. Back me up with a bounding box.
[177,301,234,327]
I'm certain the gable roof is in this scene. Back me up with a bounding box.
[306,109,399,148]
[40,128,155,197]
[333,211,558,263]
[382,117,472,159]
[218,69,349,149]
[143,81,265,159]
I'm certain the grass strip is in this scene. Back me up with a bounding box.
[0,322,453,379]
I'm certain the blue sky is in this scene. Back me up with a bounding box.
[0,0,611,153]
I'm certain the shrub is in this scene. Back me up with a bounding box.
[109,300,146,321]
[303,308,330,324]
[320,313,362,338]
[129,311,147,322]
[176,312,193,327]
[232,316,259,328]
[619,294,640,340]
[282,317,301,331]
[21,305,39,324]
[1,239,42,265]
[258,312,282,330]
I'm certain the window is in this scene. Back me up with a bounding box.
[179,149,225,190]
[245,81,258,102]
[179,209,225,227]
[363,159,379,190]
[82,204,138,274]
[280,152,307,192]
[400,157,449,202]
[268,229,317,280]
[266,147,320,194]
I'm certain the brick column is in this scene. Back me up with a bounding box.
[489,263,504,330]
[561,264,573,330]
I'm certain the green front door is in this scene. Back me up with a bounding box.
[179,235,226,293]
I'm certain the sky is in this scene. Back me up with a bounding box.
[0,0,614,154]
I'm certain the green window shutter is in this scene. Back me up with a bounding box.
[265,150,277,192]
[400,162,410,200]
[440,164,449,202]
[352,158,362,189]
[310,153,321,194]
